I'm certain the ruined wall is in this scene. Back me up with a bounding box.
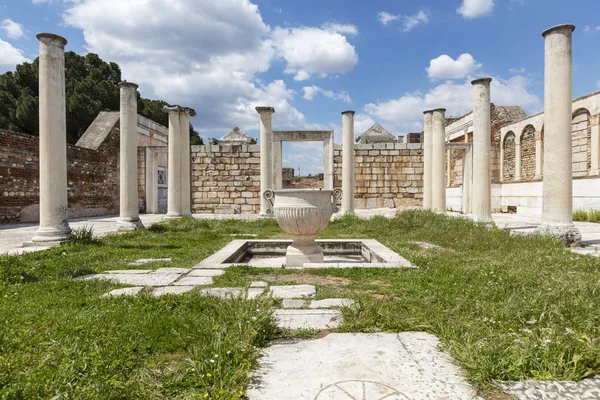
[503,133,516,181]
[0,129,120,224]
[520,125,536,180]
[572,110,590,177]
[333,143,423,209]
[190,144,261,214]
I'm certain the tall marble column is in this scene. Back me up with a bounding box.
[165,106,182,219]
[537,24,581,245]
[179,107,195,216]
[471,78,493,223]
[422,111,433,209]
[342,110,355,215]
[31,33,72,243]
[256,106,275,215]
[431,108,446,212]
[116,82,144,231]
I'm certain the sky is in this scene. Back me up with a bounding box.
[1,0,599,174]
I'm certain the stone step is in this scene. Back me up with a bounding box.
[270,285,316,299]
[273,309,342,330]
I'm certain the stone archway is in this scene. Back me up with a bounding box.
[503,132,516,181]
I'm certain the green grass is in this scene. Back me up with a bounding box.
[573,209,600,222]
[1,212,600,398]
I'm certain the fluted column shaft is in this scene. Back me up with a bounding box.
[537,24,581,245]
[117,82,143,231]
[32,33,71,243]
[179,109,192,216]
[423,111,433,209]
[431,108,446,212]
[471,78,493,223]
[342,110,355,214]
[165,107,182,219]
[256,106,275,215]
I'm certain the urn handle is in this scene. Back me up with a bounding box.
[263,189,275,215]
[332,189,342,213]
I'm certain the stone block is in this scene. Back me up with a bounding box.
[273,309,342,330]
[246,287,265,300]
[188,269,225,277]
[152,286,196,296]
[102,287,145,297]
[173,276,213,286]
[198,287,243,299]
[282,299,307,309]
[270,285,316,299]
[250,280,268,288]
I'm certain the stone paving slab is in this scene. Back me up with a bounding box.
[273,309,342,330]
[153,286,196,297]
[250,281,268,288]
[270,285,316,299]
[501,376,600,399]
[309,298,354,309]
[129,258,171,265]
[82,272,181,287]
[106,269,152,274]
[281,299,307,309]
[197,287,243,299]
[102,287,145,297]
[154,267,190,274]
[246,287,265,300]
[187,269,225,277]
[173,276,213,286]
[247,332,481,400]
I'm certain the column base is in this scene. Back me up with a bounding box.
[469,214,494,226]
[30,225,72,244]
[116,217,144,232]
[533,174,543,180]
[285,238,324,268]
[164,213,183,221]
[536,223,582,247]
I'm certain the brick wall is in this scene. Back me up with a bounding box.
[503,133,516,181]
[0,129,120,224]
[333,143,423,209]
[190,144,261,214]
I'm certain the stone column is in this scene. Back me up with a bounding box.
[145,148,156,214]
[515,141,522,181]
[462,145,473,214]
[273,138,283,190]
[431,108,446,212]
[590,115,600,175]
[116,82,143,231]
[165,106,182,219]
[179,107,195,216]
[323,133,334,190]
[471,78,493,223]
[422,111,433,209]
[537,24,581,245]
[256,106,275,215]
[342,110,355,214]
[31,33,72,243]
[534,133,543,179]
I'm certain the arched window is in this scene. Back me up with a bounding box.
[503,132,516,181]
[520,125,536,180]
[572,108,591,176]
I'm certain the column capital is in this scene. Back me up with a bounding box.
[423,109,434,115]
[181,106,197,117]
[590,114,600,126]
[36,33,67,48]
[119,81,138,90]
[341,110,355,115]
[256,106,275,114]
[432,108,446,114]
[163,104,183,113]
[542,24,575,37]
[471,77,492,85]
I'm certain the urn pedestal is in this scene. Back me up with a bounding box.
[264,189,342,268]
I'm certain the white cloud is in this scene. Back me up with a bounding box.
[271,24,358,81]
[362,75,540,134]
[583,25,600,33]
[403,11,429,32]
[1,19,24,39]
[457,0,495,19]
[509,67,526,74]
[377,11,399,26]
[427,53,481,80]
[302,85,351,103]
[283,142,324,174]
[0,39,31,73]
[62,0,314,131]
[322,23,358,36]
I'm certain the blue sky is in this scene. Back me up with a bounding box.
[1,0,599,174]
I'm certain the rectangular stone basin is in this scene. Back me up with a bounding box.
[194,239,415,270]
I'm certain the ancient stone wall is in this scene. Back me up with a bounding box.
[503,133,516,181]
[572,110,590,177]
[190,144,261,214]
[520,125,536,180]
[333,143,423,209]
[0,129,120,224]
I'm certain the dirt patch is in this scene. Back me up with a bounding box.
[248,274,353,286]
